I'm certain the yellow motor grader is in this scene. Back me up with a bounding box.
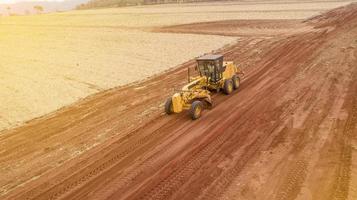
[165,54,244,120]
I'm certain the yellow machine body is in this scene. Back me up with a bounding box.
[171,77,211,113]
[165,54,244,119]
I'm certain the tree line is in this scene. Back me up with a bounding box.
[76,0,222,9]
[2,5,44,16]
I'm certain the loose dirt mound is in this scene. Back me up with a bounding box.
[307,3,357,28]
[1,3,357,200]
[154,19,313,37]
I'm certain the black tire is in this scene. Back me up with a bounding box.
[189,101,203,120]
[232,75,240,90]
[165,97,174,115]
[223,79,233,95]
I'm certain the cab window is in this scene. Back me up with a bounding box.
[198,61,215,76]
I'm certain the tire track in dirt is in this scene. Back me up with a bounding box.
[17,117,186,200]
[194,32,329,200]
[330,52,357,200]
[218,9,357,199]
[120,29,328,198]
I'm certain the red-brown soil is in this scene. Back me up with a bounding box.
[153,19,313,37]
[1,3,357,200]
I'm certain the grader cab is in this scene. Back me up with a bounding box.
[165,54,244,120]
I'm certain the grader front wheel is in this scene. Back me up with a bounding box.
[165,97,174,115]
[190,101,203,120]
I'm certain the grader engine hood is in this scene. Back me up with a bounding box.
[182,78,202,91]
[170,77,207,114]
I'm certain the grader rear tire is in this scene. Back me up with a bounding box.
[165,97,174,115]
[232,75,240,90]
[189,101,203,120]
[223,79,234,95]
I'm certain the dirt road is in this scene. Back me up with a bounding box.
[1,3,357,200]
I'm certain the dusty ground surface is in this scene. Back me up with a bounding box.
[1,2,357,200]
[0,0,355,131]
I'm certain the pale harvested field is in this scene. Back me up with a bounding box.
[0,27,236,130]
[0,0,355,131]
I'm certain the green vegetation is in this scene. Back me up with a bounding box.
[33,5,44,14]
